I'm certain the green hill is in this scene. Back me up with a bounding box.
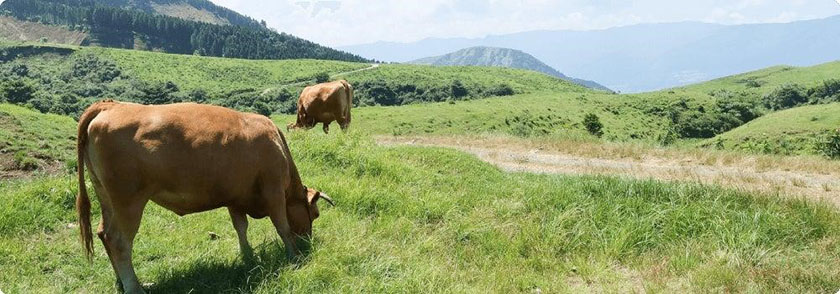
[0,42,587,117]
[706,103,840,156]
[412,46,612,92]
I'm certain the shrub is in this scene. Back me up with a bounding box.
[483,84,515,97]
[763,84,807,110]
[13,151,38,171]
[582,113,604,138]
[1,78,36,104]
[450,80,468,98]
[313,72,330,83]
[807,79,840,103]
[817,129,840,159]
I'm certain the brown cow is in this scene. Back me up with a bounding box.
[75,100,333,294]
[287,80,353,133]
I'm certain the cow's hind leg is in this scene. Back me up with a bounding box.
[99,196,149,294]
[93,182,122,291]
[228,208,252,257]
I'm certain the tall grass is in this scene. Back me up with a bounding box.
[1,132,838,293]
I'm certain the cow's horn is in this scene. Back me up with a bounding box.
[319,193,335,206]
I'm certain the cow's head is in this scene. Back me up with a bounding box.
[287,112,315,131]
[287,185,334,237]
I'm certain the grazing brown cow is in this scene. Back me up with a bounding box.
[75,100,333,294]
[287,80,353,133]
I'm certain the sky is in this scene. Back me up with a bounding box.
[218,1,838,46]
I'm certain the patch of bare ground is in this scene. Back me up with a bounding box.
[0,16,87,45]
[378,135,840,207]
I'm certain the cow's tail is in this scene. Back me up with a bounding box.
[339,80,353,124]
[76,100,114,261]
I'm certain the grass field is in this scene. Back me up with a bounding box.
[1,132,838,293]
[275,91,667,142]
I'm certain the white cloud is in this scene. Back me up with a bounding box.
[210,0,840,46]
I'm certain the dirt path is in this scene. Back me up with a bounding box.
[262,63,380,95]
[378,136,840,207]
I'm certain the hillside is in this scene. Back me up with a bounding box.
[707,103,840,156]
[0,103,77,177]
[91,0,263,27]
[0,43,584,118]
[411,46,611,92]
[0,15,88,45]
[0,0,368,62]
[340,16,840,92]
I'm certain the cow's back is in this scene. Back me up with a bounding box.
[85,102,288,215]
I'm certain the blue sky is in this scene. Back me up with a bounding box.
[221,1,838,46]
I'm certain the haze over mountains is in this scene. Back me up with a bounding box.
[340,16,840,93]
[412,46,611,92]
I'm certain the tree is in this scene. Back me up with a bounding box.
[582,113,604,137]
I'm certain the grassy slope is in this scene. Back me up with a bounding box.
[0,104,77,171]
[709,103,840,155]
[1,132,839,293]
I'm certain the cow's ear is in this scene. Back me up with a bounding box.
[310,192,335,207]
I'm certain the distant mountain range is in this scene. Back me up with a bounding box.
[340,16,840,93]
[411,46,611,92]
[0,0,368,62]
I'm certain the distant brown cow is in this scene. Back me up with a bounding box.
[76,100,333,294]
[288,80,353,133]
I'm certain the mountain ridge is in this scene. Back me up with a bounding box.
[411,46,611,92]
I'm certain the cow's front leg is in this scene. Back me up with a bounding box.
[227,207,252,257]
[265,187,298,259]
[322,122,330,134]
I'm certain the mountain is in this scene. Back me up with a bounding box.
[87,0,263,28]
[0,0,369,62]
[411,46,611,92]
[340,16,840,93]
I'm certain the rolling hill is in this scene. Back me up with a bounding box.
[707,103,840,156]
[340,16,840,93]
[0,0,368,62]
[0,42,585,118]
[411,46,611,92]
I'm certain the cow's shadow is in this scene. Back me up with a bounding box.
[146,239,313,293]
